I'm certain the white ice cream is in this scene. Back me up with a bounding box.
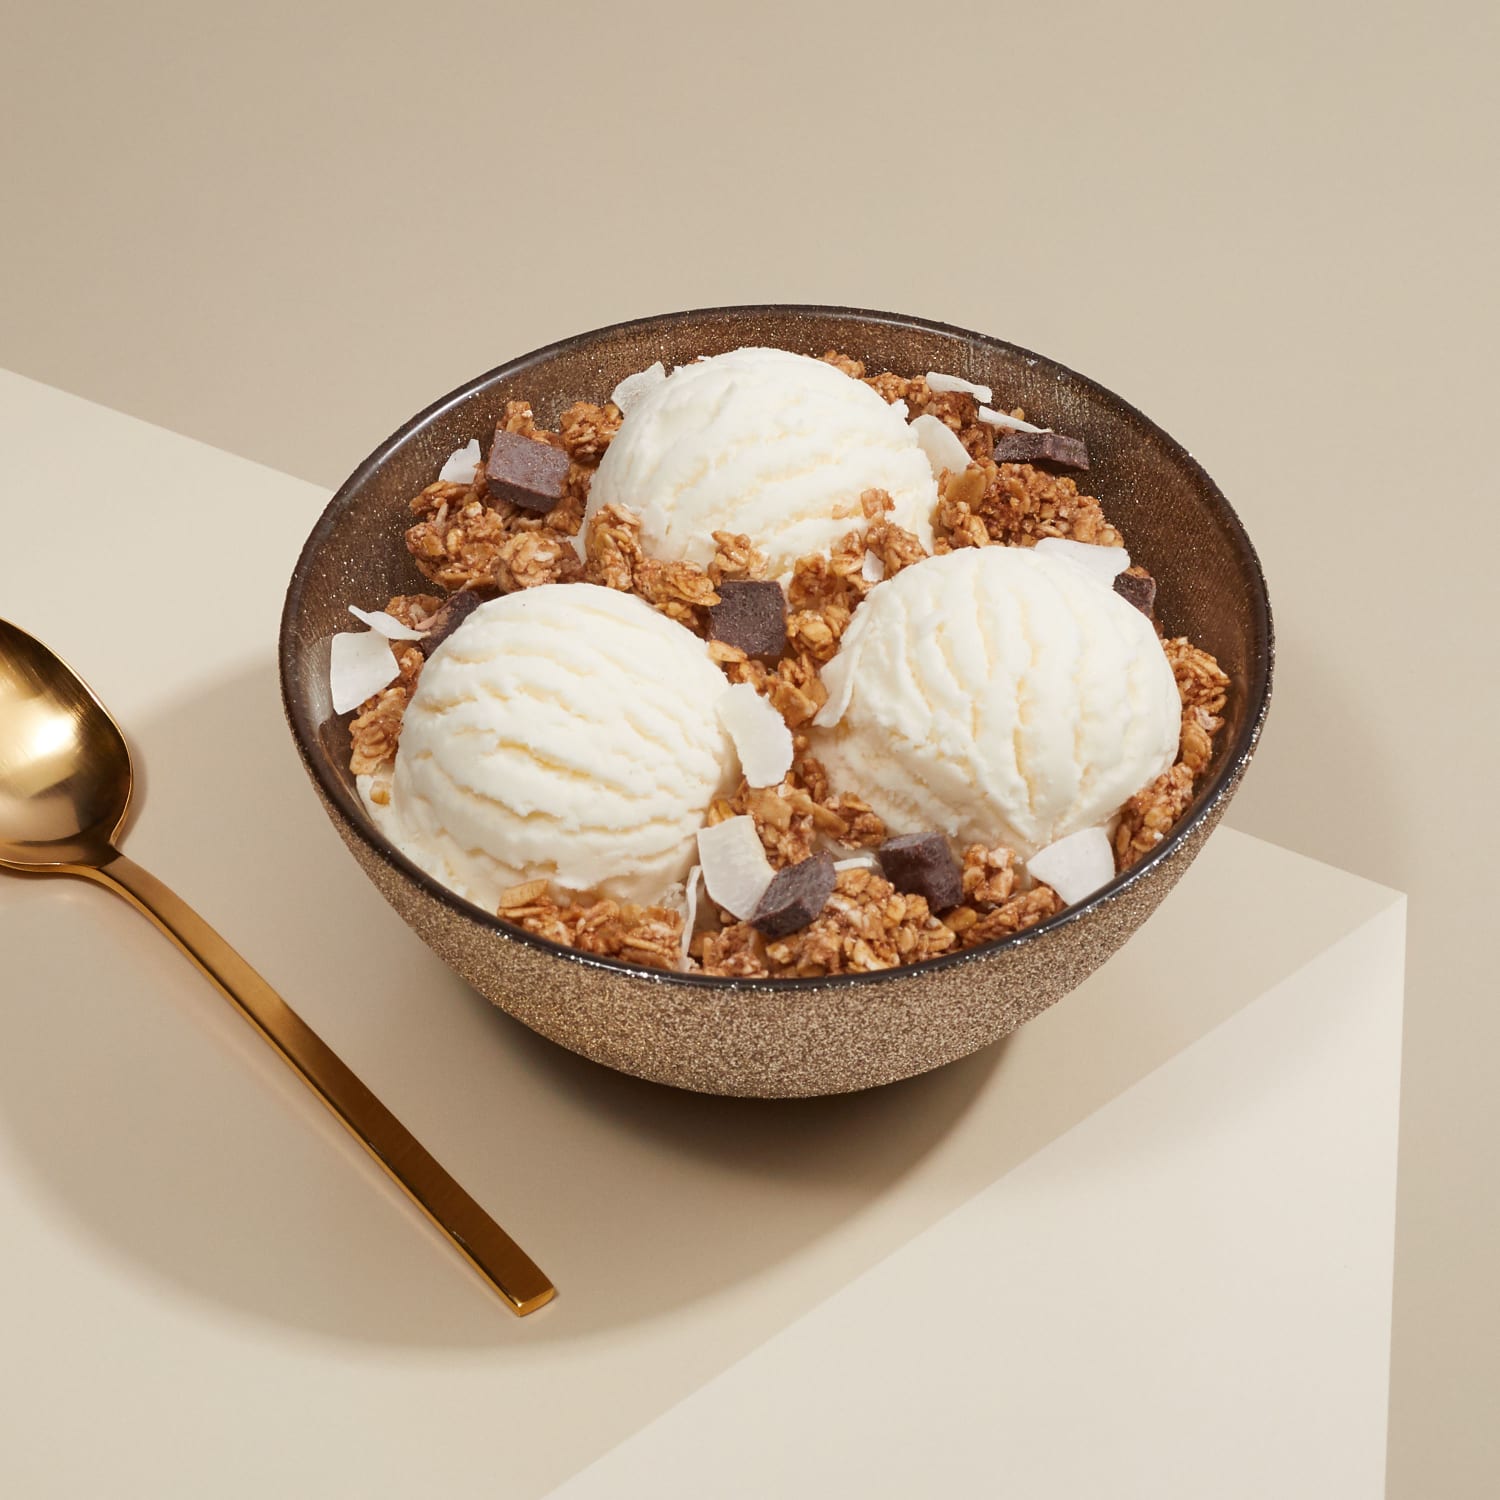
[589,347,937,579]
[385,585,736,907]
[810,548,1181,857]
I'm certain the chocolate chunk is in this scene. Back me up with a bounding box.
[1113,570,1157,619]
[708,580,786,664]
[991,431,1090,472]
[423,589,486,652]
[485,428,571,512]
[877,832,964,912]
[750,852,836,938]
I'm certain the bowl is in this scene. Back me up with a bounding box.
[279,305,1273,1098]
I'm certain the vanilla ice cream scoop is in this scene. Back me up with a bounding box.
[588,347,937,579]
[811,548,1181,856]
[386,585,735,907]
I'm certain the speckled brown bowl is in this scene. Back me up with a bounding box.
[279,306,1272,1098]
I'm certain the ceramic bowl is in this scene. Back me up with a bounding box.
[279,306,1272,1097]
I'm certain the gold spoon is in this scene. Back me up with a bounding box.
[0,618,554,1316]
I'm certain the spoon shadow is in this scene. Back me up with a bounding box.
[0,657,998,1349]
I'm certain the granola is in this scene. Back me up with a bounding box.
[497,880,685,972]
[344,347,1233,980]
[1110,637,1231,868]
[932,459,1123,552]
[760,866,957,977]
[704,750,874,870]
[347,632,425,775]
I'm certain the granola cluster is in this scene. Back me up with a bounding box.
[709,640,830,728]
[346,350,1234,980]
[694,845,1066,979]
[820,352,997,463]
[403,398,620,589]
[346,594,440,776]
[823,349,1122,552]
[698,866,954,979]
[580,499,725,631]
[932,460,1122,551]
[497,880,683,971]
[706,749,885,870]
[1113,636,1231,868]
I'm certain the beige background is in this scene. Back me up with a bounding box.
[0,0,1492,1491]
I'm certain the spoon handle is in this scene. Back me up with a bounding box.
[83,850,556,1316]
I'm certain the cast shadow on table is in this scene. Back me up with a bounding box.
[0,659,1001,1351]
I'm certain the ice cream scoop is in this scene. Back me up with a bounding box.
[588,347,937,579]
[385,584,735,907]
[811,547,1181,856]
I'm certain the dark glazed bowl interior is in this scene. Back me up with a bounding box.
[279,306,1272,1096]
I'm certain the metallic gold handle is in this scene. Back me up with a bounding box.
[83,850,555,1316]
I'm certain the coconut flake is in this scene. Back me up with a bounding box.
[610,361,667,413]
[925,370,994,404]
[346,604,426,641]
[909,412,972,480]
[979,406,1049,433]
[833,853,880,872]
[1035,537,1130,586]
[678,864,704,968]
[812,644,859,729]
[437,438,481,485]
[697,816,776,921]
[718,683,794,788]
[1027,826,1116,906]
[330,630,401,714]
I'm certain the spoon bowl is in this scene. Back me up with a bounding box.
[0,619,132,870]
[0,617,553,1314]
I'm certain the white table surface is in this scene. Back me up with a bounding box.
[0,370,1405,1497]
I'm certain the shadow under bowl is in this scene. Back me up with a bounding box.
[279,305,1273,1098]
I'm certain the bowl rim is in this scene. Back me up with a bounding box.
[279,302,1274,994]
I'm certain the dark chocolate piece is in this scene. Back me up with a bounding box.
[708,580,787,664]
[750,852,837,938]
[485,428,571,512]
[1112,570,1157,619]
[877,832,964,912]
[423,589,486,652]
[991,431,1090,472]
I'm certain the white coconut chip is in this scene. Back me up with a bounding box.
[678,864,704,969]
[1026,826,1116,907]
[833,853,880,872]
[610,361,667,413]
[718,683,794,788]
[697,816,776,921]
[1034,536,1131,586]
[925,370,994,404]
[909,412,972,480]
[978,405,1049,433]
[346,604,426,641]
[812,645,859,729]
[437,438,482,485]
[861,550,885,584]
[330,630,401,714]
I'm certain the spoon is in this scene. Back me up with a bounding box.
[0,618,554,1316]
